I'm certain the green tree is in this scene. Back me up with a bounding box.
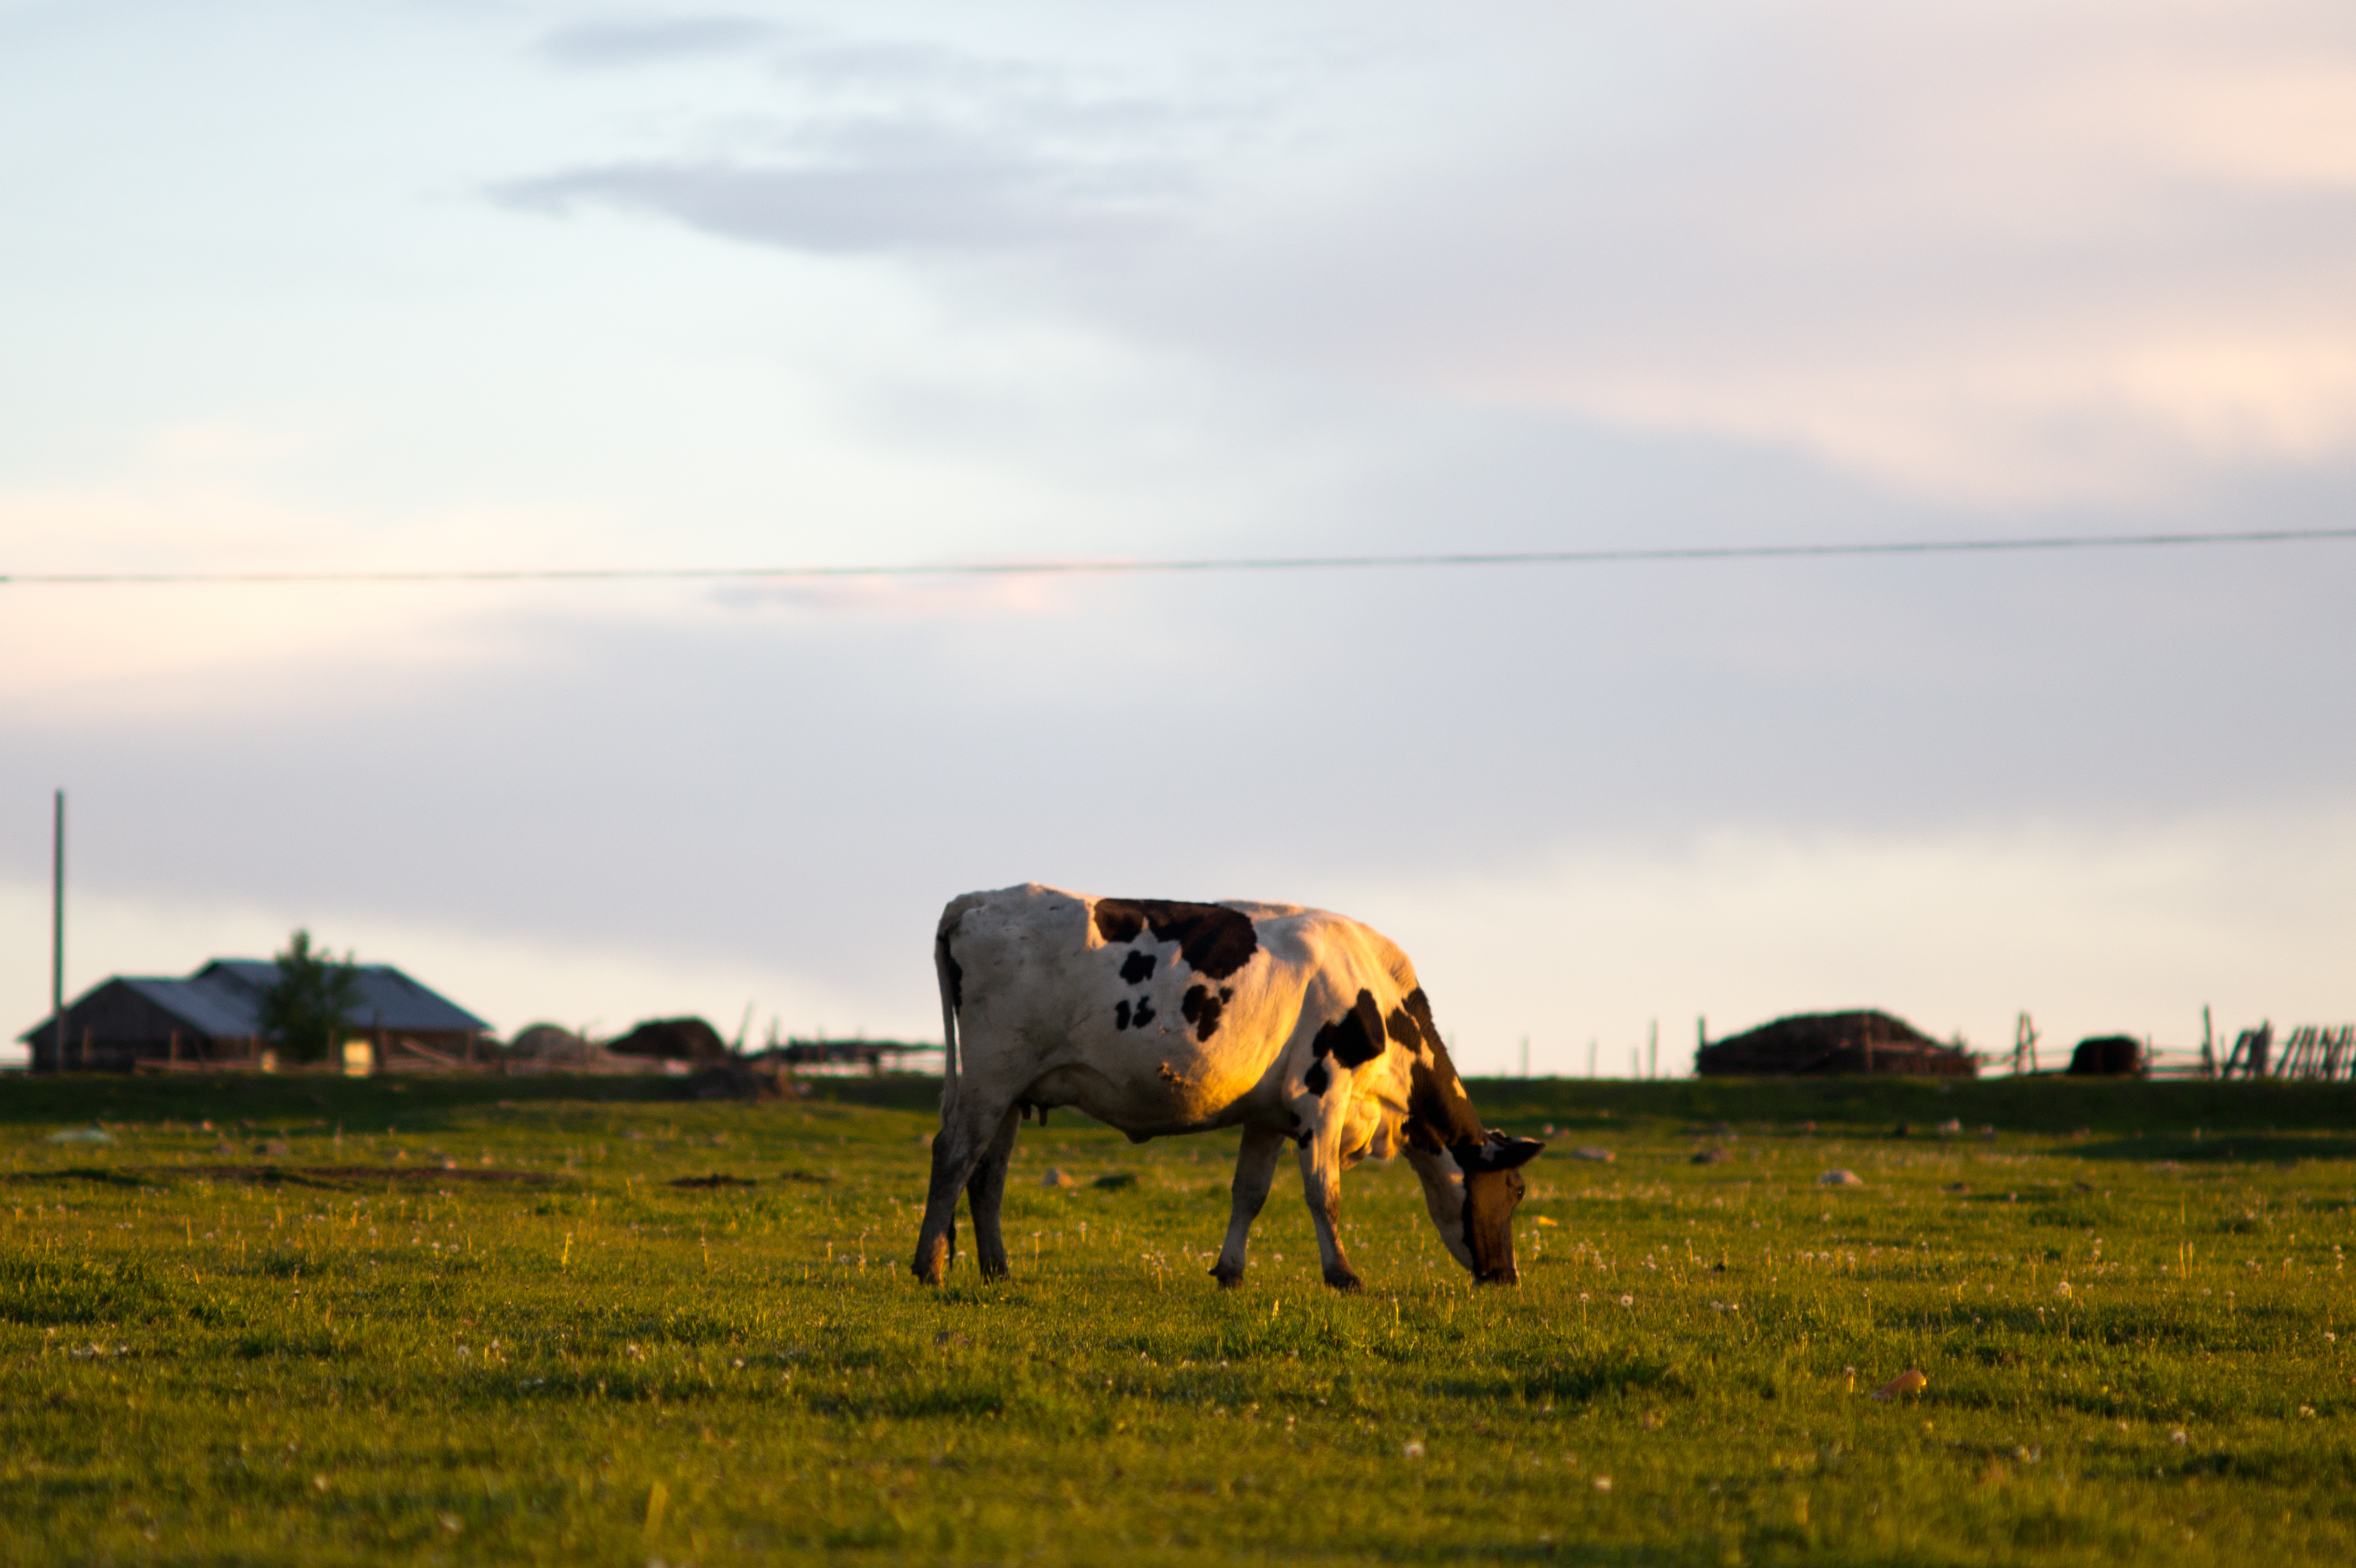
[261,929,363,1064]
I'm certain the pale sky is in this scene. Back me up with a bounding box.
[5,0,2351,1072]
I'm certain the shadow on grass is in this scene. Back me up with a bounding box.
[1,1166,160,1190]
[2067,1134,2356,1166]
[5,1164,564,1192]
[0,1070,947,1132]
[1437,1349,1692,1405]
[1463,1077,2356,1136]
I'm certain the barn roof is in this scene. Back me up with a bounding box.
[18,959,490,1046]
[193,960,490,1034]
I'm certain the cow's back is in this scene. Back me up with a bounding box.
[938,883,1418,1136]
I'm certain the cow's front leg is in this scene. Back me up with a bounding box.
[1211,1124,1287,1287]
[964,1105,1023,1280]
[1296,1123,1362,1292]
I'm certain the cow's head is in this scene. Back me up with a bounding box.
[1408,1130,1546,1283]
[1393,987,1547,1284]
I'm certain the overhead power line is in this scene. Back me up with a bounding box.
[5,524,2353,586]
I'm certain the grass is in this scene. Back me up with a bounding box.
[4,1070,2356,1565]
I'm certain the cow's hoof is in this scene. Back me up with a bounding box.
[912,1235,952,1285]
[1211,1261,1245,1288]
[1323,1267,1363,1292]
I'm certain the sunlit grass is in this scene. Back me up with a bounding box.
[3,1073,2354,1563]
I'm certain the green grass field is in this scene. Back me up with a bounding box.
[6,1070,2355,1565]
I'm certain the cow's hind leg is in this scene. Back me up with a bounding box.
[912,1094,1015,1284]
[964,1105,1023,1280]
[1211,1124,1286,1287]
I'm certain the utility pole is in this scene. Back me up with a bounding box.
[1648,1019,1658,1080]
[50,790,65,1074]
[1519,1036,1529,1078]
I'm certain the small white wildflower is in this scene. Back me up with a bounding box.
[1402,1440,1426,1460]
[1618,1294,1634,1308]
[1593,1475,1613,1492]
[2171,1429,2188,1445]
[2054,1281,2073,1300]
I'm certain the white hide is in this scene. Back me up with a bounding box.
[914,883,1534,1290]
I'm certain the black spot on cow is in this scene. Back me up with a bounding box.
[1092,898,1259,980]
[1180,985,1225,1042]
[939,937,963,1011]
[1310,989,1387,1070]
[1305,1060,1331,1095]
[1114,999,1132,1030]
[1219,986,1233,1002]
[1133,995,1156,1029]
[1401,990,1486,1153]
[1093,903,1145,944]
[1119,950,1157,986]
[1386,1006,1418,1048]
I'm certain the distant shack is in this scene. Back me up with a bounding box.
[19,959,490,1072]
[1695,1010,1978,1077]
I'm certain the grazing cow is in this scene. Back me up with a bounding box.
[913,884,1543,1290]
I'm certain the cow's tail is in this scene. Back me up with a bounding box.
[934,894,985,1112]
[934,932,960,1103]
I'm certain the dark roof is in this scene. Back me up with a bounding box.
[119,975,262,1038]
[18,959,489,1046]
[194,960,490,1034]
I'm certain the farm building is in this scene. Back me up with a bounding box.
[1695,1009,1979,1076]
[18,959,490,1072]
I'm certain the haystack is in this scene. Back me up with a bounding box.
[605,1016,732,1064]
[1695,1010,1977,1077]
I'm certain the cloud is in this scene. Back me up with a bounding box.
[500,149,1184,255]
[509,18,1210,254]
[503,0,2356,506]
[537,14,784,69]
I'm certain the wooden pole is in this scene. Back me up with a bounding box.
[49,790,64,1073]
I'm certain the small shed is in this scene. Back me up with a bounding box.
[20,958,490,1072]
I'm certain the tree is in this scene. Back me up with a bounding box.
[260,929,363,1064]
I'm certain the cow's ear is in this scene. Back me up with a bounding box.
[1465,1134,1545,1173]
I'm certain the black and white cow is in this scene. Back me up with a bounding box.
[913,884,1543,1290]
